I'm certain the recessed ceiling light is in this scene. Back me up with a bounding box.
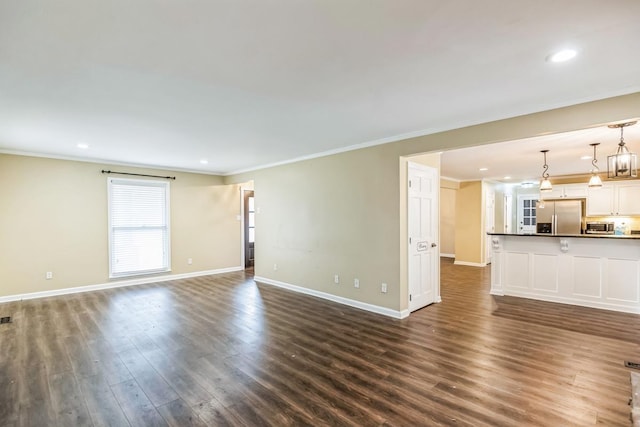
[547,48,577,63]
[503,176,511,180]
[200,159,208,164]
[479,167,488,171]
[580,155,592,160]
[76,143,89,149]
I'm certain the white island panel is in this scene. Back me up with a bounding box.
[572,256,602,298]
[532,254,559,292]
[505,252,529,289]
[490,234,640,314]
[606,258,639,303]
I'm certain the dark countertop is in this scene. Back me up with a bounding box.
[488,232,640,239]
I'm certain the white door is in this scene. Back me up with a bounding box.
[408,162,439,312]
[516,195,538,234]
[504,194,513,233]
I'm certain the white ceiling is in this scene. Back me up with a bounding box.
[441,121,640,184]
[1,1,639,175]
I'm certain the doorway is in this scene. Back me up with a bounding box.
[244,190,255,268]
[516,195,538,234]
[484,188,495,264]
[503,194,513,233]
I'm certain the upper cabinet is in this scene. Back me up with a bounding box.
[546,183,588,199]
[617,183,640,215]
[587,181,640,216]
[586,185,615,216]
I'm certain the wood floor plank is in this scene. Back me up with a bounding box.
[64,334,99,379]
[48,370,92,426]
[117,347,180,407]
[77,374,131,427]
[2,260,640,426]
[156,398,208,427]
[110,379,169,427]
[192,398,239,427]
[141,348,213,407]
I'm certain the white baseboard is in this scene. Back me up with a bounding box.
[0,266,243,303]
[440,253,455,258]
[453,260,487,267]
[254,276,409,319]
[499,290,640,315]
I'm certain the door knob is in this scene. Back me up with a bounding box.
[431,243,437,247]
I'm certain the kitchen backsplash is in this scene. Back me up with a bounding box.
[586,216,640,233]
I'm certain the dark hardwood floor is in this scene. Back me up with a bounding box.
[1,258,639,426]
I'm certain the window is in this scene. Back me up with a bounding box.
[247,195,255,243]
[516,195,538,234]
[108,178,170,278]
[523,199,537,226]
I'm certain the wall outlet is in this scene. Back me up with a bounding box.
[334,274,340,284]
[381,283,388,293]
[46,272,53,280]
[273,264,278,271]
[187,258,193,265]
[354,278,360,288]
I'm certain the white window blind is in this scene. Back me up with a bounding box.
[108,178,170,278]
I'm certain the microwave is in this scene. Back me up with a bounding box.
[585,222,615,234]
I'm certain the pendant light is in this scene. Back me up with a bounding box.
[588,143,603,188]
[607,121,637,179]
[539,149,552,192]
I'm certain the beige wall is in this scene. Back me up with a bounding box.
[227,92,640,313]
[0,154,241,298]
[439,178,459,256]
[453,181,483,264]
[251,148,401,309]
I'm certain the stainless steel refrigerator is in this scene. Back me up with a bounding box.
[535,200,583,235]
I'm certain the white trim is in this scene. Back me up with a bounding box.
[0,149,226,176]
[224,86,640,176]
[3,86,640,178]
[440,175,461,183]
[240,186,246,269]
[440,253,455,258]
[453,260,487,267]
[255,276,409,319]
[0,266,242,303]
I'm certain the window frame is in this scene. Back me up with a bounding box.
[107,177,171,278]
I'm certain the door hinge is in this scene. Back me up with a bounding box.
[409,180,412,188]
[409,294,412,301]
[409,237,412,244]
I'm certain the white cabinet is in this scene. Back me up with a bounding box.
[587,181,640,216]
[617,183,640,215]
[586,185,615,216]
[545,183,587,199]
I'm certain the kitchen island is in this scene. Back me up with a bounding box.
[489,233,640,314]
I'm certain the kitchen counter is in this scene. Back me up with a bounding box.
[489,233,640,314]
[488,232,640,239]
